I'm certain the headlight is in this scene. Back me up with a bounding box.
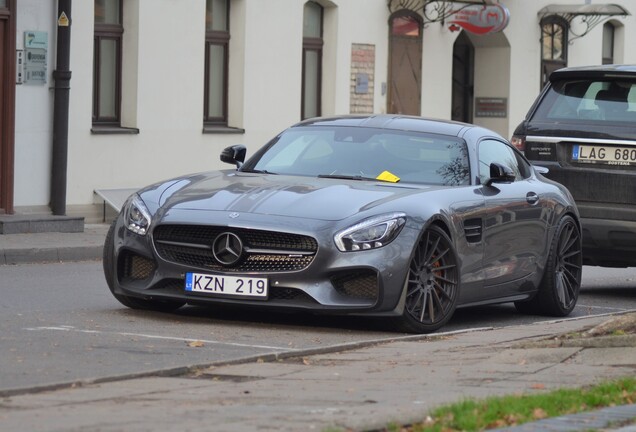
[334,213,406,252]
[124,194,152,235]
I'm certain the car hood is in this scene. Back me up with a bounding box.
[143,171,439,222]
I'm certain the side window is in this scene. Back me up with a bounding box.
[204,0,230,126]
[478,139,529,184]
[93,0,123,125]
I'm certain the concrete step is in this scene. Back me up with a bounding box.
[0,214,84,234]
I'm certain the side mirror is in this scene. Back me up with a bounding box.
[220,145,247,168]
[533,165,549,175]
[486,162,516,186]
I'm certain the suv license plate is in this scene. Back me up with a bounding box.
[185,273,268,300]
[573,144,636,166]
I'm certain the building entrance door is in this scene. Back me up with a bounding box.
[452,31,474,124]
[388,12,422,115]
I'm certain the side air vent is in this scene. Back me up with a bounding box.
[464,218,483,243]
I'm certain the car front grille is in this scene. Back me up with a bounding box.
[153,225,318,273]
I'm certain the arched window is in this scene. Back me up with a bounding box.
[602,22,615,65]
[540,15,568,88]
[302,1,323,120]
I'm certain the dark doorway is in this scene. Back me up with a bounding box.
[388,11,422,115]
[452,31,474,124]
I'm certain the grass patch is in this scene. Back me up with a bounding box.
[391,377,636,431]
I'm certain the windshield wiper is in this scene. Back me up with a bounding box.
[317,174,389,182]
[241,168,277,174]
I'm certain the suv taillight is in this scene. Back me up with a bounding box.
[511,135,526,152]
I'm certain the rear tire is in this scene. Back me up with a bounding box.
[515,215,582,316]
[103,220,184,313]
[395,226,460,333]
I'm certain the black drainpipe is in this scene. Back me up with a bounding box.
[51,0,72,215]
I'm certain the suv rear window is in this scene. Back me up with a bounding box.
[532,79,636,124]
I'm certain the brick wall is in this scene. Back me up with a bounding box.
[350,44,375,114]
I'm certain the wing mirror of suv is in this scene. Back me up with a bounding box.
[220,145,247,168]
[486,162,516,186]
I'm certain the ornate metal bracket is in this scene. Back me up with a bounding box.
[539,4,630,43]
[387,0,495,25]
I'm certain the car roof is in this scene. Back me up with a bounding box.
[550,64,636,82]
[293,114,478,138]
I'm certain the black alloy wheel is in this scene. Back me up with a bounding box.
[515,215,582,316]
[397,225,460,333]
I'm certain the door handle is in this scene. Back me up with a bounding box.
[526,192,539,205]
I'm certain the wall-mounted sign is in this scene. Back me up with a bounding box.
[24,31,48,85]
[475,97,507,118]
[355,73,369,94]
[448,4,510,35]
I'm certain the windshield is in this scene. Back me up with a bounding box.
[243,126,470,186]
[532,78,636,124]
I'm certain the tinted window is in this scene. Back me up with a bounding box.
[532,79,636,123]
[478,139,530,184]
[247,127,470,186]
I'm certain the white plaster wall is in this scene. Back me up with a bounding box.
[421,24,455,120]
[472,46,511,137]
[14,0,55,206]
[327,1,391,115]
[239,0,303,149]
[12,0,636,210]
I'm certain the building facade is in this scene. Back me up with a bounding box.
[1,0,634,220]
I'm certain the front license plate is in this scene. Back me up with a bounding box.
[185,273,268,300]
[572,144,636,166]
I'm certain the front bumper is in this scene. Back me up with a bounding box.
[107,217,419,316]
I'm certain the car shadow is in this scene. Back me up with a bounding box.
[108,301,542,336]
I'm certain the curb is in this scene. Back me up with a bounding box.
[1,246,103,265]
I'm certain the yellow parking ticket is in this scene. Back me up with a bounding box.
[376,170,400,183]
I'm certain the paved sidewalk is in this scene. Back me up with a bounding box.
[1,225,635,431]
[0,313,635,431]
[0,223,109,265]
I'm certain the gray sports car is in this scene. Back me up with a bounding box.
[103,115,582,333]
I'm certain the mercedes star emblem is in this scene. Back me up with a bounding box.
[212,232,243,266]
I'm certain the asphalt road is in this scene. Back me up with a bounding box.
[1,261,635,395]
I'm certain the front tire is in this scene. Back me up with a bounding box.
[395,225,460,333]
[103,220,185,313]
[515,215,582,316]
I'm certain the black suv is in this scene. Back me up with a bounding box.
[513,65,636,267]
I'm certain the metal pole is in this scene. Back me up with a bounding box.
[51,0,72,215]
